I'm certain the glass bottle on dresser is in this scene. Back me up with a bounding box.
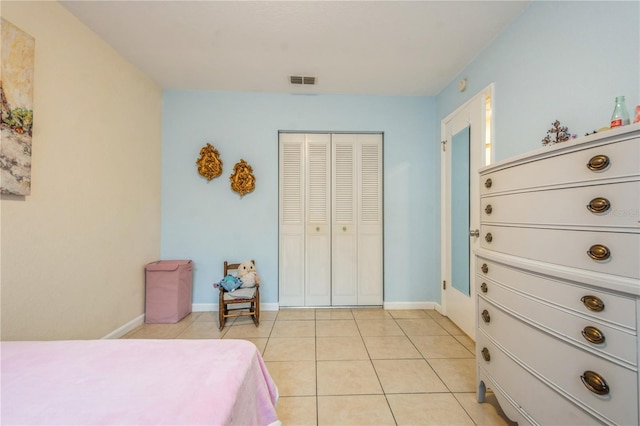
[610,96,630,128]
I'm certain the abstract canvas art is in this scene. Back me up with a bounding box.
[1,19,34,195]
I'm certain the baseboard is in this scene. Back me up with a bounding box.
[194,302,439,311]
[102,314,145,339]
[192,302,280,312]
[383,301,439,310]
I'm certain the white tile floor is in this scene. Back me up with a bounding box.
[123,308,516,425]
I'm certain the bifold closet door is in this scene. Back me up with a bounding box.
[279,133,331,306]
[332,134,383,306]
[279,133,382,307]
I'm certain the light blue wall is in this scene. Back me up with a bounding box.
[437,1,639,162]
[162,1,639,308]
[161,93,438,306]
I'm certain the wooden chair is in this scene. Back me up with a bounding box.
[217,260,260,330]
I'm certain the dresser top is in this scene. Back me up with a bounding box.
[480,123,640,175]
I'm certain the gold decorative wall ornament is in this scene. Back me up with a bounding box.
[230,159,255,196]
[196,143,223,181]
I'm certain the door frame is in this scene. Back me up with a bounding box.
[440,84,494,339]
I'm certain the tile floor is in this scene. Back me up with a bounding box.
[123,308,516,426]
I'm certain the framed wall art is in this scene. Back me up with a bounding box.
[1,19,35,196]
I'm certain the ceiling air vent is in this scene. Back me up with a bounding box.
[289,75,316,85]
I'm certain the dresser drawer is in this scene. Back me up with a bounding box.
[477,331,603,425]
[479,299,639,426]
[480,137,640,195]
[476,257,637,329]
[480,225,640,279]
[478,280,637,366]
[481,180,640,229]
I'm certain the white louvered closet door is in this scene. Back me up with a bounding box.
[279,133,306,306]
[304,135,331,306]
[332,134,383,306]
[279,133,382,307]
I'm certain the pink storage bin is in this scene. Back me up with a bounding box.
[145,260,193,324]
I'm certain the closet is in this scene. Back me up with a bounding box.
[278,132,383,307]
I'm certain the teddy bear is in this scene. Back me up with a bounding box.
[237,260,260,288]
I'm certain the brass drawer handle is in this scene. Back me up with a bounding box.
[580,371,610,395]
[587,244,610,261]
[484,204,493,215]
[484,178,492,188]
[581,326,606,345]
[586,197,611,214]
[586,155,610,172]
[484,233,493,243]
[481,309,491,323]
[481,263,489,274]
[480,282,488,293]
[581,295,605,312]
[481,347,491,362]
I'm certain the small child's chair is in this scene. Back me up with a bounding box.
[217,260,260,330]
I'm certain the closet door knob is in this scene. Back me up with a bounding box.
[342,226,347,232]
[587,244,610,261]
[481,309,491,323]
[581,326,606,345]
[581,295,605,312]
[481,347,491,362]
[580,371,610,395]
[484,204,493,215]
[481,263,489,274]
[484,178,493,188]
[586,197,611,214]
[586,155,610,171]
[484,233,493,243]
[316,227,320,232]
[469,229,480,237]
[480,282,488,293]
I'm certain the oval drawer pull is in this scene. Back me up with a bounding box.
[480,282,488,293]
[481,263,489,274]
[586,155,610,172]
[484,233,493,243]
[580,371,610,395]
[587,244,610,261]
[481,309,491,323]
[481,347,491,362]
[581,326,606,345]
[581,295,605,312]
[586,197,611,214]
[484,178,492,188]
[484,204,493,215]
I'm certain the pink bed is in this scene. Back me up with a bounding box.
[1,339,280,425]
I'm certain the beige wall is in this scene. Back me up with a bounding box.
[1,1,162,340]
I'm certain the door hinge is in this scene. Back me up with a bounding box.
[441,140,447,151]
[443,280,447,290]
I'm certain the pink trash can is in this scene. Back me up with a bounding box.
[145,260,193,324]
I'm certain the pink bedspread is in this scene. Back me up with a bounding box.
[1,339,279,425]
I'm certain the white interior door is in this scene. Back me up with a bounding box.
[440,85,493,339]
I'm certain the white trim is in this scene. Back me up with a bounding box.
[383,301,438,310]
[192,302,281,312]
[192,303,217,312]
[101,314,145,339]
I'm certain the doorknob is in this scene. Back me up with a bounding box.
[469,229,480,237]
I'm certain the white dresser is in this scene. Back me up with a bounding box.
[475,124,640,425]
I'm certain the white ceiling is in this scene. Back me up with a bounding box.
[60,0,530,96]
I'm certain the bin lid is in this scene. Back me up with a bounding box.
[146,260,192,272]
